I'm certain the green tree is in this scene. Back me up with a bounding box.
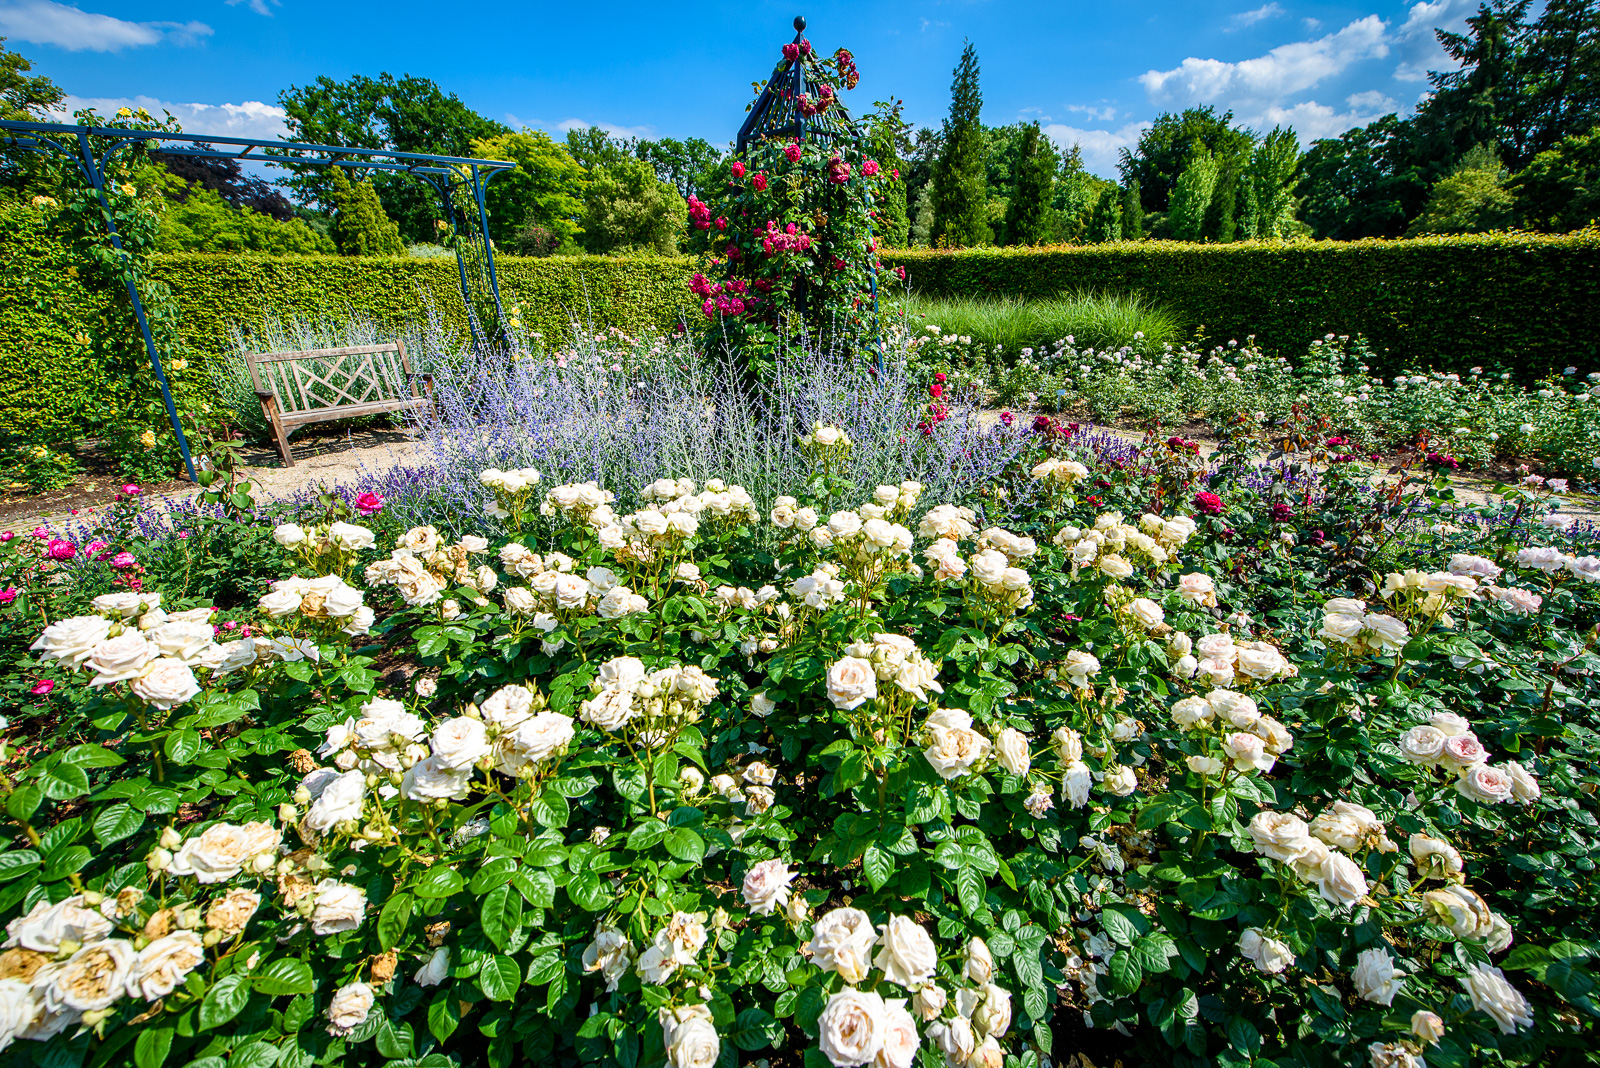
[564,127,635,172]
[1002,122,1056,246]
[1203,159,1240,242]
[1511,122,1600,230]
[636,136,723,199]
[1406,143,1518,234]
[326,167,404,256]
[1,36,62,121]
[1052,146,1107,243]
[277,73,507,243]
[578,157,685,255]
[931,41,991,246]
[1086,188,1123,243]
[863,99,913,247]
[1169,143,1219,241]
[1119,106,1257,215]
[140,165,334,254]
[472,130,588,248]
[1121,180,1145,240]
[1298,115,1431,238]
[1241,127,1304,239]
[908,184,935,247]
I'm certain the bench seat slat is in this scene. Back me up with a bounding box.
[250,343,405,363]
[278,396,430,428]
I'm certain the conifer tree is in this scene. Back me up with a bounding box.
[931,41,992,246]
[327,167,404,256]
[1086,188,1123,243]
[1002,122,1056,245]
[1121,180,1145,240]
[1169,144,1218,241]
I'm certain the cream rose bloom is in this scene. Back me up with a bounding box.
[1424,885,1493,939]
[131,658,201,710]
[167,820,279,883]
[1459,964,1533,1034]
[1456,764,1514,803]
[1316,852,1370,906]
[401,755,473,801]
[430,717,491,770]
[204,888,260,938]
[807,908,877,984]
[31,614,113,668]
[1178,572,1217,606]
[1239,928,1294,974]
[126,931,206,1000]
[1408,833,1463,879]
[304,770,366,831]
[415,946,451,988]
[1399,725,1447,764]
[45,939,137,1011]
[876,999,920,1068]
[661,1004,721,1068]
[1352,948,1404,1005]
[923,725,990,780]
[1127,597,1165,629]
[85,633,158,686]
[1411,1010,1446,1045]
[325,981,376,1036]
[740,859,796,916]
[993,728,1030,776]
[1248,811,1314,863]
[818,987,887,1067]
[965,936,994,983]
[1102,765,1137,796]
[309,880,367,935]
[827,657,878,710]
[873,915,937,989]
[4,894,112,952]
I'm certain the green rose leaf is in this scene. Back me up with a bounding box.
[133,1025,174,1068]
[92,802,145,847]
[478,954,522,1001]
[664,827,706,863]
[378,892,414,949]
[251,958,315,996]
[480,884,524,951]
[414,867,465,900]
[198,973,251,1030]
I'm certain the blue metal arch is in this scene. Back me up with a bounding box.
[0,119,518,480]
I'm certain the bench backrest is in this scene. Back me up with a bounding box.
[246,341,415,419]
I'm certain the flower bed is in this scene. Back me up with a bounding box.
[0,404,1599,1068]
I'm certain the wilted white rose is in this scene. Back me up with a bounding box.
[1459,964,1533,1034]
[309,880,367,935]
[325,981,376,1036]
[993,728,1030,776]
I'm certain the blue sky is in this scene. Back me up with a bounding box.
[0,0,1479,176]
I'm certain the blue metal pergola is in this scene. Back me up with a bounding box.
[0,119,517,481]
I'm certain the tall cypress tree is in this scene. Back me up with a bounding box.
[1169,144,1218,241]
[1121,180,1145,240]
[1203,160,1240,242]
[1086,188,1122,243]
[328,167,404,256]
[1002,122,1056,245]
[931,41,992,247]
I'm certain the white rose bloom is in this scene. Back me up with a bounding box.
[126,931,206,1000]
[1409,833,1464,879]
[1398,725,1448,764]
[304,770,366,832]
[808,908,877,984]
[1187,755,1226,775]
[580,687,637,732]
[993,727,1030,775]
[826,657,878,710]
[922,725,990,780]
[1424,885,1494,938]
[166,821,279,883]
[965,936,995,983]
[1126,597,1165,629]
[273,523,308,547]
[660,1004,720,1068]
[1249,811,1314,863]
[131,658,201,710]
[1505,760,1541,803]
[258,586,303,618]
[497,712,576,772]
[401,755,473,801]
[430,717,490,769]
[30,614,113,669]
[1320,612,1365,643]
[1456,764,1514,803]
[1170,697,1213,729]
[873,915,937,989]
[1352,948,1404,1005]
[322,583,365,620]
[4,895,112,952]
[911,983,947,1022]
[43,939,137,1012]
[309,880,368,935]
[415,947,450,987]
[927,1018,976,1066]
[1062,761,1094,808]
[1221,731,1274,772]
[1235,642,1287,679]
[741,859,796,916]
[1459,964,1533,1034]
[1102,765,1138,796]
[1411,1010,1446,1045]
[1316,852,1370,906]
[328,522,375,551]
[1239,928,1294,974]
[325,981,376,1036]
[1362,613,1409,652]
[1178,572,1217,605]
[85,633,158,686]
[480,684,537,729]
[818,987,887,1068]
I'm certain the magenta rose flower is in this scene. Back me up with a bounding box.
[355,492,385,516]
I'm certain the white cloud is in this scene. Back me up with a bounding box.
[1041,120,1151,179]
[1392,0,1476,80]
[554,118,656,139]
[51,95,289,140]
[1302,17,1322,30]
[1257,90,1398,141]
[225,0,279,15]
[1227,3,1285,30]
[0,0,211,51]
[1141,15,1389,109]
[1064,104,1118,123]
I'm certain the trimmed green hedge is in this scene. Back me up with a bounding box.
[0,196,696,440]
[882,232,1600,379]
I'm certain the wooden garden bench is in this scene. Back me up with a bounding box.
[246,341,433,467]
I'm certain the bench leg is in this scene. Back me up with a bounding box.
[259,394,295,468]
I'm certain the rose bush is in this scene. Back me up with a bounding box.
[1,410,1599,1068]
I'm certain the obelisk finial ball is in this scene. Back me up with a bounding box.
[794,15,807,32]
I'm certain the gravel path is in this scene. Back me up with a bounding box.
[6,419,1594,536]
